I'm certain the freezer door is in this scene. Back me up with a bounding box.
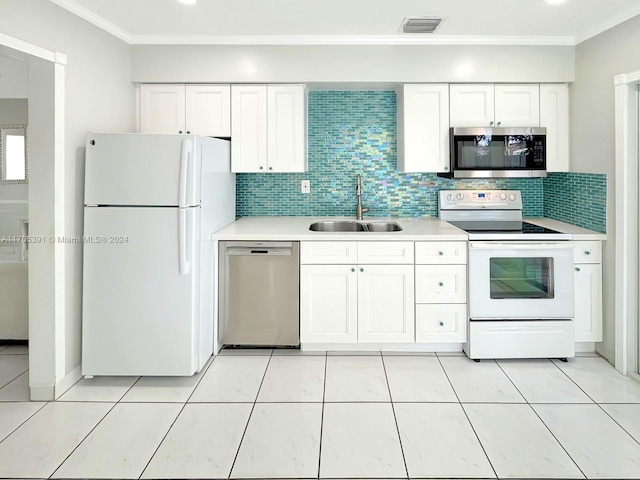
[82,206,203,376]
[84,132,201,207]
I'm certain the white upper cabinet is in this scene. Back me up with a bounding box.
[185,85,231,137]
[231,85,268,173]
[140,84,230,136]
[397,84,450,173]
[540,84,570,172]
[140,84,186,134]
[450,84,540,127]
[231,84,307,173]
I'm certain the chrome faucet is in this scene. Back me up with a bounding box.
[356,174,369,220]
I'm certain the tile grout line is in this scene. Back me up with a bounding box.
[0,367,29,392]
[0,398,48,445]
[137,354,220,480]
[226,349,274,480]
[495,359,587,480]
[435,352,499,480]
[379,353,409,480]
[316,351,328,480]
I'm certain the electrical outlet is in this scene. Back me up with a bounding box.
[301,180,311,194]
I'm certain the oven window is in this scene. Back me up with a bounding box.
[489,257,554,299]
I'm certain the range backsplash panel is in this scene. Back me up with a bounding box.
[236,91,604,229]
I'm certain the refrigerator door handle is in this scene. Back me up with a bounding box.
[179,139,192,208]
[179,208,191,276]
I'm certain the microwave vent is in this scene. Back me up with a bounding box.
[400,17,443,34]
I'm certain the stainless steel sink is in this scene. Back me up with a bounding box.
[364,221,402,232]
[309,221,366,232]
[309,220,402,232]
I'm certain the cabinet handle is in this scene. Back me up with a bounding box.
[575,267,581,272]
[438,251,444,256]
[438,282,444,287]
[584,251,591,255]
[439,321,444,326]
[360,268,364,273]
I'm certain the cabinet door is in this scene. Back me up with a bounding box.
[140,84,186,134]
[494,84,540,127]
[574,263,603,342]
[540,84,569,172]
[416,264,467,303]
[185,85,231,137]
[267,85,307,172]
[397,84,449,173]
[300,265,358,343]
[231,85,268,172]
[449,84,495,127]
[357,265,415,343]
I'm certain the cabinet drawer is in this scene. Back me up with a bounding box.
[300,242,358,264]
[415,241,467,264]
[416,304,467,343]
[357,241,414,264]
[573,241,602,264]
[416,265,467,303]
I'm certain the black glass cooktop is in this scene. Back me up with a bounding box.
[448,221,563,235]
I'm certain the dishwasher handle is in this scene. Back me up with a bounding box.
[226,246,293,256]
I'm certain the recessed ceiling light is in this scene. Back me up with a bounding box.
[177,0,197,5]
[542,0,568,5]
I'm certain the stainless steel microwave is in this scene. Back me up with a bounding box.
[440,127,547,178]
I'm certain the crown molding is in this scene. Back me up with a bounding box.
[130,34,576,46]
[49,0,133,43]
[575,4,640,44]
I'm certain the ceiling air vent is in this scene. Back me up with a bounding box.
[401,17,442,34]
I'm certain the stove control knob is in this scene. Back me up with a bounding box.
[456,193,465,201]
[447,193,454,202]
[499,193,507,200]
[509,194,516,201]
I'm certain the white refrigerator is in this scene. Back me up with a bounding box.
[82,132,235,376]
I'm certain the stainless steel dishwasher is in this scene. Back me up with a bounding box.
[218,241,300,347]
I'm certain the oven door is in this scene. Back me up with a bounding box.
[468,241,574,320]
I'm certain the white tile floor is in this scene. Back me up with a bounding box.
[2,347,640,479]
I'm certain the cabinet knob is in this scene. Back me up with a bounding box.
[575,267,581,272]
[584,251,591,255]
[497,121,502,126]
[269,167,273,171]
[438,251,444,256]
[438,282,444,287]
[178,130,183,134]
[360,268,364,273]
[259,166,264,170]
[444,166,449,171]
[489,121,494,126]
[439,321,444,326]
[186,130,191,134]
[351,268,355,273]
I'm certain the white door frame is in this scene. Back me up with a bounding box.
[0,33,67,400]
[614,70,640,377]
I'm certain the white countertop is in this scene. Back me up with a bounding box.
[212,216,606,242]
[212,216,467,241]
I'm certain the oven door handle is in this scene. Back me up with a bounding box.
[469,242,574,250]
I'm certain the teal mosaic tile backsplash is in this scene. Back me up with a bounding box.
[236,91,543,218]
[236,91,606,232]
[543,172,607,233]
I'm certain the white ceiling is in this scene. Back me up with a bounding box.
[50,0,640,45]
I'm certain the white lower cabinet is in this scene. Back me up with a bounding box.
[300,242,415,344]
[573,240,603,343]
[414,242,468,343]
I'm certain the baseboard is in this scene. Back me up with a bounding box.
[301,343,463,353]
[575,342,596,353]
[595,345,614,363]
[54,365,82,399]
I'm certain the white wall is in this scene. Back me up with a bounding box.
[0,55,27,98]
[572,14,640,361]
[0,0,135,396]
[131,44,574,83]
